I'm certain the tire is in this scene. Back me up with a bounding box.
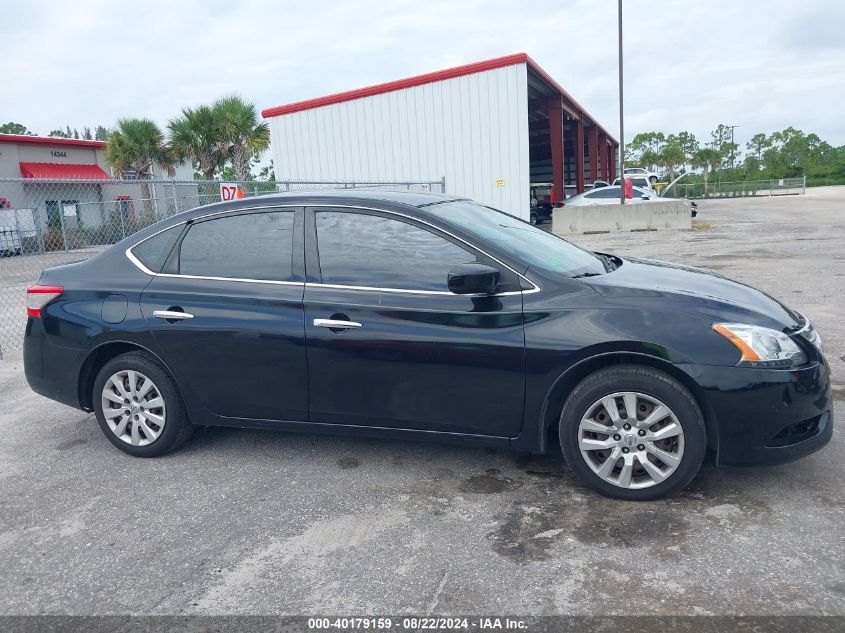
[530,213,538,225]
[559,365,706,500]
[93,351,193,457]
[649,176,658,185]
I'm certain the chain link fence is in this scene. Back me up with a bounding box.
[0,177,445,358]
[666,176,806,199]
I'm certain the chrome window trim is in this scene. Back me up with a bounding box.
[125,221,188,276]
[125,247,159,276]
[156,273,303,287]
[305,282,535,297]
[124,202,542,293]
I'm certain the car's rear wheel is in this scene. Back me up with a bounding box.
[530,213,538,225]
[559,365,706,500]
[93,351,193,457]
[649,176,658,185]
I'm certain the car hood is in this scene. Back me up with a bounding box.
[584,256,802,330]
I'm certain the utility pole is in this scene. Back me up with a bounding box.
[618,0,625,204]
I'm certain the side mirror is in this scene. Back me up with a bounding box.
[447,263,500,295]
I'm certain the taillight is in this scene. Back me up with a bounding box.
[26,285,63,318]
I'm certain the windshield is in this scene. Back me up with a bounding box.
[425,200,606,277]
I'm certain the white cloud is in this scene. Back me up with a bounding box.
[1,0,842,151]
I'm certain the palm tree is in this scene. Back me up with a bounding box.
[692,148,722,197]
[168,105,224,181]
[213,95,270,182]
[105,118,173,223]
[105,118,172,178]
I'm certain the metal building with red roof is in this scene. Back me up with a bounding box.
[262,53,619,219]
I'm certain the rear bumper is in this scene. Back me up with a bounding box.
[680,360,833,466]
[23,318,85,410]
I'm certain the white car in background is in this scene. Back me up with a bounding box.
[562,185,657,206]
[562,182,698,217]
[613,175,658,193]
[623,167,660,185]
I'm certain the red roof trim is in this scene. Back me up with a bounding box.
[0,134,106,149]
[261,53,530,118]
[20,162,111,180]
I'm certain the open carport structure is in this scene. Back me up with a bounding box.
[263,53,618,220]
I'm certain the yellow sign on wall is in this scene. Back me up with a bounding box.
[495,179,505,187]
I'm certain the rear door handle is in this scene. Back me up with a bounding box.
[313,318,362,329]
[153,310,194,321]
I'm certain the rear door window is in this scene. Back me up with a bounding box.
[178,211,295,281]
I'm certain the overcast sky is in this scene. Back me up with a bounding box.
[2,0,843,151]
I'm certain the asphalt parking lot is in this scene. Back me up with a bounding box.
[0,187,843,616]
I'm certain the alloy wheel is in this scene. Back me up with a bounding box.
[577,391,684,489]
[101,370,167,446]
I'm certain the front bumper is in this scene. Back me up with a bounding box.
[680,360,833,466]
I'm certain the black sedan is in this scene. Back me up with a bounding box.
[24,191,832,500]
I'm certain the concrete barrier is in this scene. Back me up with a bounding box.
[552,199,692,235]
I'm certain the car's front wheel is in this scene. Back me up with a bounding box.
[559,365,706,500]
[93,351,193,457]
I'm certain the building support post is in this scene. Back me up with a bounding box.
[548,97,566,203]
[588,126,598,186]
[609,144,618,182]
[598,132,607,181]
[575,118,585,193]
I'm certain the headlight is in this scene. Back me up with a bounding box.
[713,323,807,368]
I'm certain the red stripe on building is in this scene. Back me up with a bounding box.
[261,53,530,118]
[0,134,106,149]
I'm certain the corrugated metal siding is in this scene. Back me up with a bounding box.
[268,63,530,219]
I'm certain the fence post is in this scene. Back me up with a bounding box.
[13,208,22,255]
[769,180,773,196]
[150,181,159,220]
[440,176,446,193]
[57,202,69,252]
[802,175,806,195]
[171,182,179,215]
[36,207,45,253]
[119,202,126,240]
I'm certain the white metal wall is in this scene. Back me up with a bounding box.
[267,63,530,219]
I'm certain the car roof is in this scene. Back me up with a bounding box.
[119,189,471,246]
[570,185,654,200]
[216,188,462,209]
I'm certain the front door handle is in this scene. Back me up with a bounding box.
[314,318,362,330]
[153,310,194,321]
